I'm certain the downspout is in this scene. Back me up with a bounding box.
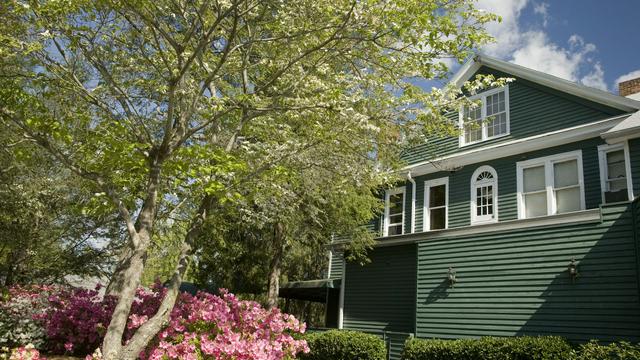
[407,172,416,233]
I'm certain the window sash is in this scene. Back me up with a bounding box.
[424,178,448,231]
[517,151,584,219]
[598,143,633,203]
[384,188,405,236]
[460,87,509,145]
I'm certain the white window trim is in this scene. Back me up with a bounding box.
[516,150,585,219]
[423,177,449,231]
[459,85,510,147]
[598,142,634,203]
[383,187,406,237]
[470,165,499,225]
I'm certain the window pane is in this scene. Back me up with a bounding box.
[389,193,403,212]
[523,166,545,192]
[388,224,402,236]
[556,187,580,213]
[554,160,578,188]
[609,178,628,192]
[524,192,547,218]
[389,214,403,224]
[607,150,626,179]
[430,208,446,230]
[487,113,507,137]
[429,185,446,207]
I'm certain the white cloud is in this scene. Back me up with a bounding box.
[533,2,550,27]
[615,69,640,85]
[581,63,607,91]
[476,0,610,91]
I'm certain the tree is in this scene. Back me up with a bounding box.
[0,0,503,358]
[0,126,118,286]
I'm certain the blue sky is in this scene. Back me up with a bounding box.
[465,0,640,93]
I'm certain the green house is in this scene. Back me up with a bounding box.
[280,54,640,358]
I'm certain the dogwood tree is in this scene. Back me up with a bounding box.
[0,0,505,358]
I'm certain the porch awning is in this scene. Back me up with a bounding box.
[279,278,341,302]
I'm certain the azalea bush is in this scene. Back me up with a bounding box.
[35,285,117,356]
[0,285,54,350]
[142,289,308,360]
[2,283,308,359]
[0,344,47,360]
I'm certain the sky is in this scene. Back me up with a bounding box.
[459,0,640,94]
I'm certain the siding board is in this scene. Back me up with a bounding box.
[415,203,640,343]
[343,244,417,333]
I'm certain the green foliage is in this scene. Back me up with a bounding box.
[301,330,387,360]
[401,336,574,360]
[576,341,640,360]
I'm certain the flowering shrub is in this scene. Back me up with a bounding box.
[0,286,54,350]
[35,285,117,356]
[142,290,309,360]
[3,282,308,360]
[0,344,47,360]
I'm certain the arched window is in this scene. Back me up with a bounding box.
[471,166,498,224]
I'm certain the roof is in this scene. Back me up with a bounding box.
[602,110,640,142]
[451,53,640,112]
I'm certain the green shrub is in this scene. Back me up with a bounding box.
[300,329,386,360]
[401,336,574,360]
[577,340,640,360]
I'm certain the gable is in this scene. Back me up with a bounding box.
[401,66,627,166]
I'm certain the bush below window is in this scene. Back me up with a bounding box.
[301,329,386,360]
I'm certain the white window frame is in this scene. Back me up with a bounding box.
[459,86,510,147]
[516,150,585,219]
[598,142,634,203]
[470,165,499,225]
[383,187,406,236]
[423,177,449,231]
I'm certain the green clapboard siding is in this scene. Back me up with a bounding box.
[629,138,640,197]
[415,202,640,342]
[343,244,417,333]
[411,138,605,231]
[402,67,624,165]
[329,250,344,280]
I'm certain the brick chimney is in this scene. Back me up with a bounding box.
[619,77,640,100]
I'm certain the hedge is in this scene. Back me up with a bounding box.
[401,336,574,360]
[300,329,386,360]
[576,340,640,360]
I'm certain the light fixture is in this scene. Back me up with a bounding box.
[568,258,579,283]
[447,267,457,288]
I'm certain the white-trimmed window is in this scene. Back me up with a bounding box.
[459,86,510,146]
[471,166,498,224]
[423,177,448,231]
[517,151,585,219]
[384,187,405,236]
[598,143,633,203]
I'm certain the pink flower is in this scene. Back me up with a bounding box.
[64,342,73,352]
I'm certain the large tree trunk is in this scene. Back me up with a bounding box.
[101,197,210,360]
[104,245,136,296]
[266,222,285,310]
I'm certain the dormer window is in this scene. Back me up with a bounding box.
[459,86,510,146]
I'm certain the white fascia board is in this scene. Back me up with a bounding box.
[403,113,630,177]
[449,53,640,112]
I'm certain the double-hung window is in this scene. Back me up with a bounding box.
[424,177,448,231]
[384,187,405,236]
[517,151,585,219]
[598,143,633,203]
[459,86,510,146]
[471,166,498,224]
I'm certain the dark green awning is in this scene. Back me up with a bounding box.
[279,279,341,302]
